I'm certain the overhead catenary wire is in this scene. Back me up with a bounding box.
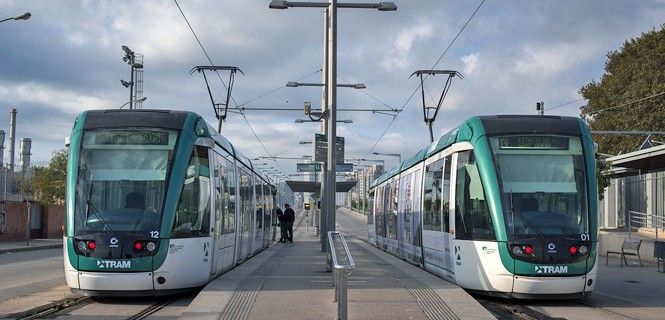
[338,74,395,111]
[238,68,322,107]
[174,0,239,108]
[173,0,283,173]
[545,98,585,112]
[364,0,487,157]
[587,90,665,115]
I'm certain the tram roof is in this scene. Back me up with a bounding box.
[369,114,586,188]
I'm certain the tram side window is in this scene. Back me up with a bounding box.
[442,156,452,233]
[455,151,495,241]
[256,181,264,229]
[423,159,444,231]
[222,156,236,234]
[412,169,423,247]
[375,186,385,237]
[173,146,211,238]
[387,180,399,240]
[368,191,375,225]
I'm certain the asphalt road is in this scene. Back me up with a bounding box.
[0,248,65,302]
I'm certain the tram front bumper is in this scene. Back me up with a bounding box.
[512,274,594,296]
[76,271,154,291]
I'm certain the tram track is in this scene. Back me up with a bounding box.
[4,296,91,320]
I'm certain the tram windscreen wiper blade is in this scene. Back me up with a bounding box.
[85,183,114,233]
[509,191,548,240]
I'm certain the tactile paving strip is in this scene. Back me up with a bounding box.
[352,242,461,320]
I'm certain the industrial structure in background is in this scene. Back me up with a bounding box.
[0,107,41,242]
[0,108,33,198]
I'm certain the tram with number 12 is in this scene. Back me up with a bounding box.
[64,109,278,296]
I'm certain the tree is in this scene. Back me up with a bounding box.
[580,25,665,155]
[31,149,67,206]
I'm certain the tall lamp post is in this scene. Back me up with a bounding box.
[0,12,31,24]
[121,45,144,110]
[271,0,396,260]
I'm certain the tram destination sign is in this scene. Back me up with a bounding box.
[297,162,353,172]
[498,136,568,150]
[314,134,345,164]
[94,131,169,145]
[297,162,322,172]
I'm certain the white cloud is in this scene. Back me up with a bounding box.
[383,22,434,69]
[462,53,479,75]
[514,42,598,77]
[0,81,110,114]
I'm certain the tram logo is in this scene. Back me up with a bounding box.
[535,265,568,274]
[109,237,119,248]
[97,260,131,269]
[547,243,557,253]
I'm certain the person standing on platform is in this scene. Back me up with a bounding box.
[284,204,295,243]
[276,206,286,243]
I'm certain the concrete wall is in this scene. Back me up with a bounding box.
[598,230,661,263]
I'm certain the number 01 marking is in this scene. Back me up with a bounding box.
[580,233,590,241]
[150,231,160,238]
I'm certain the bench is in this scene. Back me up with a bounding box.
[606,239,642,267]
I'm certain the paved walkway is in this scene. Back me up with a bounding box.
[180,209,493,320]
[0,238,61,254]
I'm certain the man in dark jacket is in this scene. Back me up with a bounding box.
[283,204,295,243]
[276,206,286,243]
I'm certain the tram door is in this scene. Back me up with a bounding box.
[449,149,495,289]
[238,169,252,262]
[375,185,386,250]
[422,152,455,280]
[398,170,420,263]
[211,151,222,275]
[253,181,264,255]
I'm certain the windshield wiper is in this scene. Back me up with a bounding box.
[509,191,548,241]
[85,182,114,234]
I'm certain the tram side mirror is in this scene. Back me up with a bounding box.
[64,136,70,147]
[195,137,215,148]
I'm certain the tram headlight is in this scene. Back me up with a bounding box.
[511,245,522,255]
[77,241,87,252]
[579,245,589,255]
[146,242,156,252]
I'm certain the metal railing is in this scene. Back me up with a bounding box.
[628,210,665,240]
[327,231,355,320]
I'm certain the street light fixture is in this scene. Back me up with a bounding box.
[295,119,352,123]
[119,96,147,109]
[270,1,396,11]
[372,151,401,164]
[0,12,31,23]
[286,81,366,89]
[299,141,313,144]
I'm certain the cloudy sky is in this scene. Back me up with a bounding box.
[1,0,664,174]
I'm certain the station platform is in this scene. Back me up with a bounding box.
[179,209,494,320]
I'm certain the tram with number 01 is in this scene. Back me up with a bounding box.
[367,115,598,298]
[64,109,278,296]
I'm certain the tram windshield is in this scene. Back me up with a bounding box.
[74,129,178,236]
[489,135,588,239]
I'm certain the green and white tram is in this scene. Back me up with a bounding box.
[64,109,279,296]
[368,115,598,298]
